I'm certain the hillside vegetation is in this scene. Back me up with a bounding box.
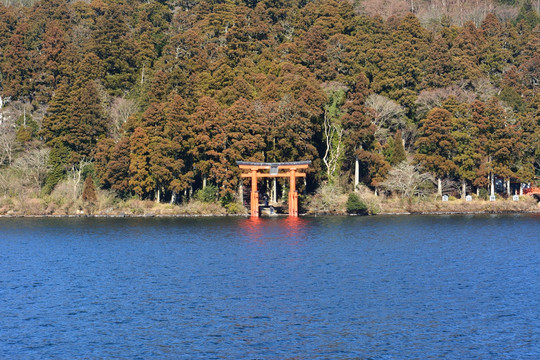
[0,0,538,215]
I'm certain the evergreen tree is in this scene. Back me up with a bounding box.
[415,108,458,195]
[129,127,153,199]
[89,4,138,95]
[82,176,97,203]
[43,141,70,194]
[389,130,406,165]
[63,81,108,163]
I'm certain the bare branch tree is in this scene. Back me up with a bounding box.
[382,161,434,198]
[366,94,406,141]
[109,97,138,139]
[323,109,344,182]
[0,104,16,166]
[0,95,7,125]
[68,159,92,201]
[12,148,50,190]
[415,85,475,119]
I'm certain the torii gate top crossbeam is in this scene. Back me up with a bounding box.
[236,161,311,169]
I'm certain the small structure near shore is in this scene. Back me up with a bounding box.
[237,161,311,217]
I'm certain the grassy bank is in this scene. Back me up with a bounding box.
[0,191,239,217]
[304,185,539,216]
[0,191,538,217]
[377,196,539,215]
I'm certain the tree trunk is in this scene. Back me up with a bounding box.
[354,157,359,191]
[239,182,244,205]
[141,64,145,85]
[170,191,176,204]
[490,174,495,197]
[520,184,523,196]
[272,178,277,203]
[437,178,442,196]
[506,179,511,196]
[0,95,3,124]
[462,180,466,199]
[203,177,207,189]
[155,187,161,203]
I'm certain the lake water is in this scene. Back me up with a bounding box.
[1,215,539,359]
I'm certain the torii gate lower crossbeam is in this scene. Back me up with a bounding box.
[237,161,311,217]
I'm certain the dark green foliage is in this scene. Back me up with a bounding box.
[43,141,70,194]
[478,188,489,200]
[388,130,407,165]
[346,193,368,215]
[195,185,219,203]
[499,87,526,113]
[516,0,540,28]
[15,113,39,143]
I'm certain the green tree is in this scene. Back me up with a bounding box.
[389,130,406,165]
[415,108,458,196]
[129,127,153,198]
[43,141,70,194]
[449,101,483,198]
[40,82,71,147]
[516,0,540,28]
[63,81,108,163]
[89,4,138,95]
[346,192,368,215]
[165,93,194,202]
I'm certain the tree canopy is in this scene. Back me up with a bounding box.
[0,0,538,203]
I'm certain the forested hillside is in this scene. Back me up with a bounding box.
[0,0,538,212]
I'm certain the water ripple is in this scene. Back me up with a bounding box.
[0,215,539,359]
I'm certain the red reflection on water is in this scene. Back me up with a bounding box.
[282,216,308,239]
[238,216,308,244]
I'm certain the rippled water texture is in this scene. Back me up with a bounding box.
[1,215,539,359]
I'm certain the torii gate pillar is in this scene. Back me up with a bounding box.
[237,161,311,218]
[250,169,259,217]
[288,169,298,217]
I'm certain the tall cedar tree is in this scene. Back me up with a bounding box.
[129,127,153,198]
[82,176,97,203]
[415,108,458,195]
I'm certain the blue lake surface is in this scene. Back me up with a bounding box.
[1,215,539,359]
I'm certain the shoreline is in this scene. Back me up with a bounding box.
[1,209,538,218]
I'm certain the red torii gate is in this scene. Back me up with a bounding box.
[237,161,311,217]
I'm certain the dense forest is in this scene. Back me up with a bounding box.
[0,0,538,212]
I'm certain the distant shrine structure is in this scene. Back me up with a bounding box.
[237,161,311,217]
